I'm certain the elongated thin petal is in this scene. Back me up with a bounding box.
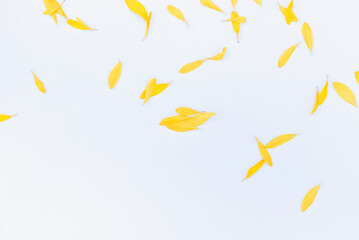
[176,107,200,116]
[301,184,320,212]
[200,0,224,13]
[242,160,265,181]
[143,78,156,105]
[67,18,94,30]
[180,60,205,73]
[108,59,122,89]
[124,0,148,22]
[164,122,197,132]
[43,1,64,15]
[302,22,313,53]
[231,0,238,9]
[230,12,240,41]
[333,82,357,107]
[265,134,297,149]
[0,114,15,122]
[253,0,262,6]
[168,5,188,26]
[140,83,170,99]
[278,2,298,22]
[224,16,246,24]
[209,47,226,61]
[355,71,359,85]
[284,0,294,25]
[160,115,191,126]
[184,112,215,126]
[278,42,300,68]
[311,88,319,114]
[144,12,151,40]
[318,77,328,105]
[256,138,273,167]
[32,72,46,93]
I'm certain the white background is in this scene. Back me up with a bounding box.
[1,0,359,239]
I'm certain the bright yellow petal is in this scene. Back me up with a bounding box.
[318,77,328,105]
[278,42,300,68]
[302,22,313,53]
[242,160,265,181]
[32,72,46,93]
[160,115,191,126]
[67,19,87,30]
[284,0,294,25]
[164,122,197,132]
[43,1,63,15]
[184,112,215,126]
[209,47,226,61]
[76,17,95,30]
[108,59,122,89]
[355,71,359,85]
[143,78,156,105]
[179,60,205,74]
[140,83,170,99]
[311,88,319,115]
[301,184,320,212]
[200,0,224,13]
[265,134,297,149]
[168,5,188,26]
[230,12,240,41]
[278,2,298,22]
[231,0,238,9]
[124,0,148,22]
[0,114,15,122]
[144,12,151,40]
[224,15,246,24]
[333,82,357,107]
[253,0,262,6]
[176,107,200,116]
[256,138,273,167]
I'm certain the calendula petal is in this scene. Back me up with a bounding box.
[333,82,357,107]
[184,112,215,127]
[225,15,246,24]
[318,77,328,105]
[242,160,265,181]
[140,83,170,99]
[32,72,46,93]
[164,122,197,132]
[209,47,226,61]
[176,107,200,116]
[253,0,262,6]
[168,5,188,26]
[311,88,319,115]
[355,71,359,85]
[180,60,205,74]
[230,12,240,41]
[200,0,224,13]
[284,0,294,25]
[231,0,238,9]
[278,42,300,68]
[108,59,122,89]
[144,12,151,40]
[301,184,320,212]
[0,114,15,122]
[67,18,94,30]
[143,78,156,105]
[160,115,191,126]
[124,0,148,22]
[265,134,297,149]
[43,0,64,15]
[76,17,95,30]
[278,2,298,22]
[302,22,313,53]
[256,138,273,167]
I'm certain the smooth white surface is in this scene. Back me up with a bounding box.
[1,0,359,239]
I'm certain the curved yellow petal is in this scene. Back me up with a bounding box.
[284,0,294,25]
[301,184,320,212]
[124,0,148,22]
[164,122,197,132]
[143,78,156,105]
[179,60,205,74]
[256,138,272,167]
[176,107,200,116]
[108,59,122,89]
[32,72,46,93]
[184,112,215,126]
[168,5,188,26]
[278,42,300,68]
[140,83,170,99]
[318,77,328,105]
[230,12,240,41]
[242,160,265,181]
[0,114,15,122]
[311,88,319,115]
[209,47,226,61]
[265,134,297,149]
[144,12,151,40]
[333,82,357,107]
[160,115,191,126]
[253,0,262,6]
[355,71,359,85]
[302,22,313,53]
[231,0,238,9]
[200,0,224,13]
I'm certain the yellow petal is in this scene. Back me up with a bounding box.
[43,0,58,23]
[0,114,15,122]
[67,18,94,30]
[301,184,320,212]
[43,1,63,15]
[284,0,294,25]
[168,5,188,26]
[224,15,246,24]
[318,77,328,105]
[265,134,297,149]
[164,122,197,132]
[160,115,191,126]
[140,83,170,99]
[333,82,357,107]
[144,12,151,40]
[184,112,215,126]
[302,22,313,53]
[32,72,46,93]
[230,12,240,41]
[311,88,319,115]
[256,138,273,167]
[231,0,238,9]
[355,71,359,85]
[209,47,226,61]
[253,0,262,6]
[200,0,224,13]
[278,2,297,22]
[176,107,200,116]
[143,78,156,105]
[124,0,148,22]
[108,59,122,89]
[242,160,265,181]
[278,42,300,68]
[179,60,205,74]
